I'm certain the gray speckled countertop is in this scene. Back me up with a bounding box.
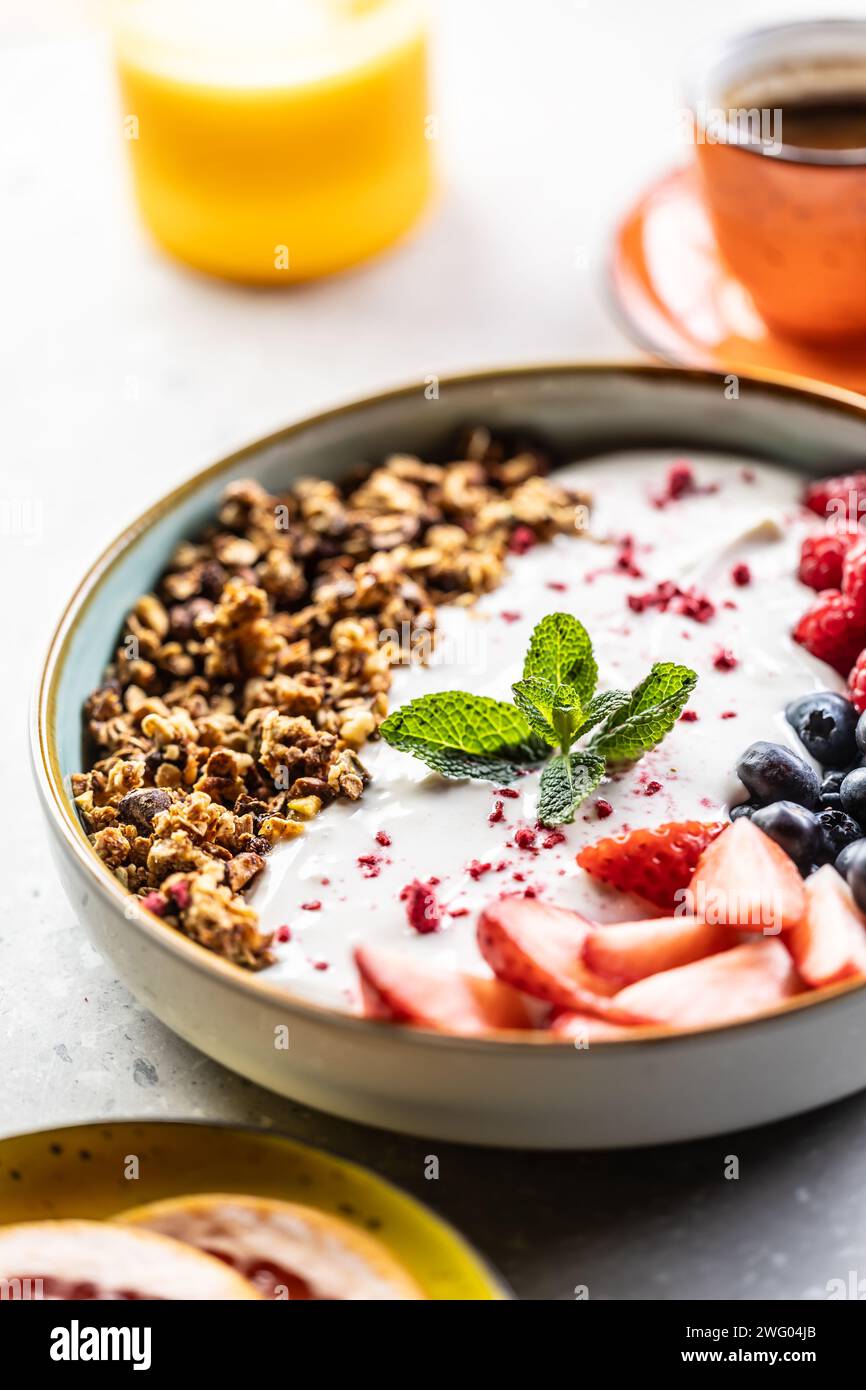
[3,0,864,1302]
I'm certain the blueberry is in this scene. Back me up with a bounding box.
[736,741,820,810]
[822,769,847,798]
[840,767,866,825]
[817,808,862,862]
[836,838,866,880]
[751,801,821,871]
[729,800,758,821]
[821,773,844,807]
[845,840,866,914]
[785,691,859,769]
[856,710,866,756]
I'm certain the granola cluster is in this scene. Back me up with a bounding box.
[72,427,590,968]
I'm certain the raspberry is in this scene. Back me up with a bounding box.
[849,649,866,712]
[798,532,850,591]
[843,536,866,616]
[793,589,866,676]
[576,820,725,911]
[731,562,751,587]
[803,471,866,521]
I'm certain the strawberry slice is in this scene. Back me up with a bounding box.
[688,819,806,931]
[787,864,866,987]
[613,938,803,1029]
[476,896,646,1021]
[549,1010,639,1042]
[576,821,725,911]
[583,915,731,985]
[354,944,533,1036]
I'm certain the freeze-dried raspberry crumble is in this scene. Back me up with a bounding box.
[400,880,442,934]
[713,647,738,671]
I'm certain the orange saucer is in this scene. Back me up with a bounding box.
[611,165,866,396]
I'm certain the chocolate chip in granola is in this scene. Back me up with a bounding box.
[117,787,172,834]
[200,559,229,600]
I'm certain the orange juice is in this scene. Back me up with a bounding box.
[112,0,433,282]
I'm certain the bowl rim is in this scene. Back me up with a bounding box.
[31,359,866,1053]
[0,1116,511,1298]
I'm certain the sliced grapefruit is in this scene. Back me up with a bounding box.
[0,1219,261,1300]
[121,1193,421,1301]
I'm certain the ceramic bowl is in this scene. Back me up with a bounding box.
[0,1120,506,1298]
[31,364,866,1148]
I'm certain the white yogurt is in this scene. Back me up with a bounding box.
[252,450,834,1010]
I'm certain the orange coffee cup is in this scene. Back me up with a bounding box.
[690,20,866,344]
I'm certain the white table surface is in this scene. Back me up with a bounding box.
[4,0,866,1299]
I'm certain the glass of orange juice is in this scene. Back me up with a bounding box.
[111,0,433,282]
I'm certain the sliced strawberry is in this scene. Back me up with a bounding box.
[614,938,803,1029]
[476,896,646,1021]
[549,1010,639,1042]
[355,944,534,1036]
[583,915,731,985]
[688,819,806,932]
[787,864,866,987]
[576,820,725,911]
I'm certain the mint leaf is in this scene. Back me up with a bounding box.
[537,751,606,826]
[523,613,597,705]
[380,692,548,782]
[573,688,631,740]
[590,663,697,763]
[512,677,582,748]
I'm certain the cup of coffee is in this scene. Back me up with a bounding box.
[689,19,866,342]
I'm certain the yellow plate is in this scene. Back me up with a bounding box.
[0,1121,507,1301]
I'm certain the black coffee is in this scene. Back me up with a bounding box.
[773,96,866,151]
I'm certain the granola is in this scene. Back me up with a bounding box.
[72,428,589,968]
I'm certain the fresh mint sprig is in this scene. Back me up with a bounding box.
[379,612,696,826]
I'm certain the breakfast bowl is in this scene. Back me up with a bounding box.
[31,363,866,1149]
